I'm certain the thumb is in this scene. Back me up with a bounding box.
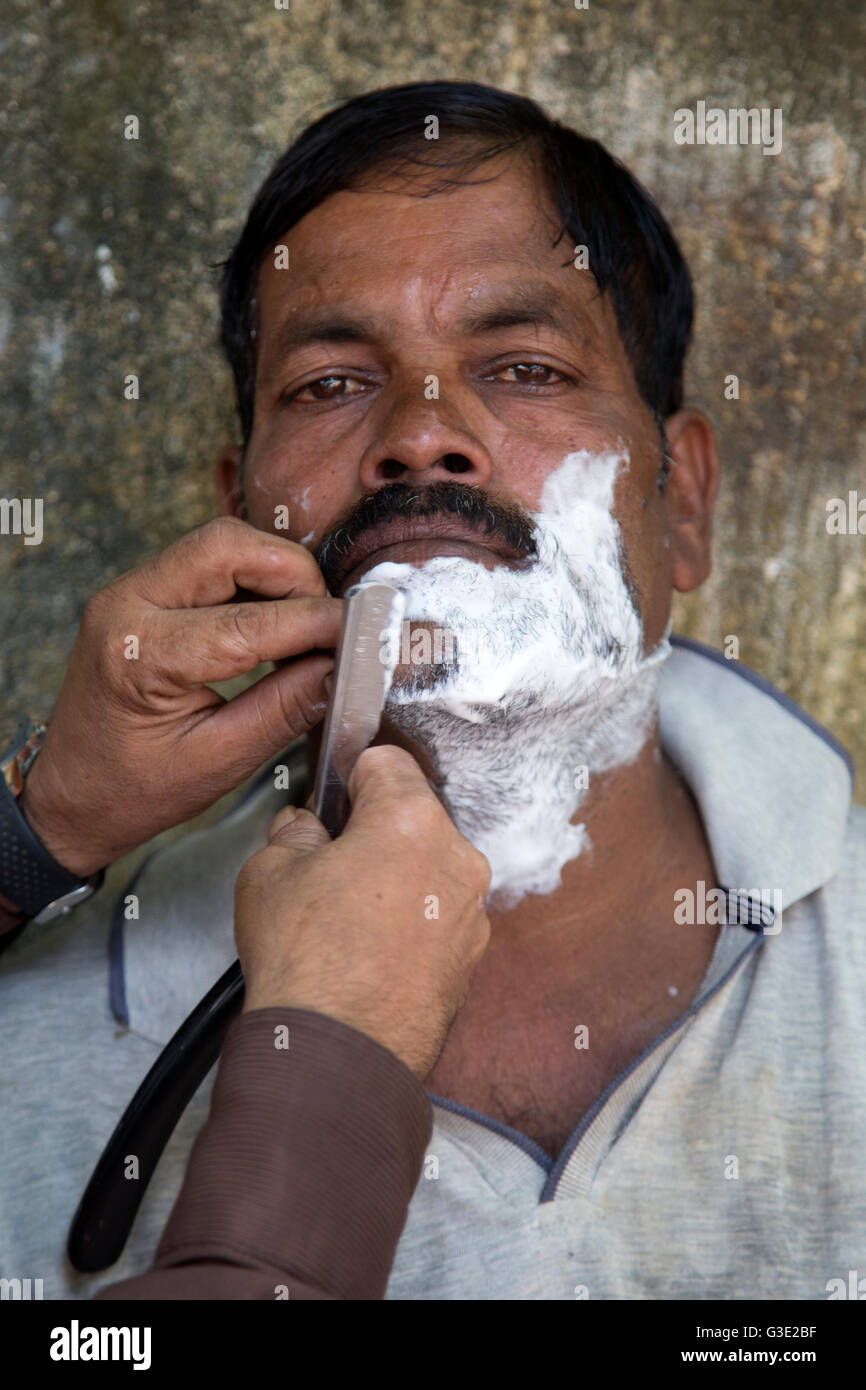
[266,804,331,854]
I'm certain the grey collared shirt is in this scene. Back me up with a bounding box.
[0,636,862,1300]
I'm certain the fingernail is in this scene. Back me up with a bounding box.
[323,671,335,698]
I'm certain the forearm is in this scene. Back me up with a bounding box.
[96,1007,433,1301]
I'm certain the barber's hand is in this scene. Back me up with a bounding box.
[19,517,342,878]
[234,744,492,1080]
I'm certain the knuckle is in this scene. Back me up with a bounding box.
[80,591,135,688]
[270,806,313,840]
[281,543,327,595]
[235,847,273,893]
[80,585,117,636]
[467,845,492,893]
[275,673,327,739]
[274,822,321,855]
[189,515,247,565]
[220,602,261,656]
[267,804,299,838]
[350,745,438,825]
[356,743,420,779]
[469,924,490,966]
[244,677,288,748]
[234,859,260,898]
[388,789,444,840]
[204,514,247,543]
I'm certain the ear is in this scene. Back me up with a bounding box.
[214,444,246,519]
[663,409,719,593]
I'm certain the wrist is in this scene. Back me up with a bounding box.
[240,988,418,1075]
[18,769,104,880]
[0,716,107,923]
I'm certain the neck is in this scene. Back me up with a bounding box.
[485,731,714,948]
[361,713,718,994]
[304,707,717,1020]
[376,635,670,911]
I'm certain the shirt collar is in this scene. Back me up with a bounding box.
[662,636,852,911]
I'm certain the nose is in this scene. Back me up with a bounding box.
[357,389,494,492]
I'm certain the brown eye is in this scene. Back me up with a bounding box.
[502,363,559,384]
[306,376,350,399]
[281,374,369,408]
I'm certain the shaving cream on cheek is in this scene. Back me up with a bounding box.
[360,448,672,910]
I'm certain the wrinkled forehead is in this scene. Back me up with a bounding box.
[252,157,627,369]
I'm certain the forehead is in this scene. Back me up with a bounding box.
[254,154,621,352]
[288,155,556,265]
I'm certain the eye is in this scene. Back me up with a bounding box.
[284,375,365,403]
[496,362,567,386]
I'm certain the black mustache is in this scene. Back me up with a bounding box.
[314,481,538,593]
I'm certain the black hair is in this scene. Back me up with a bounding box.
[217,80,693,458]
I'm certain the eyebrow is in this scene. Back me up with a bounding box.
[271,287,587,359]
[460,286,580,339]
[275,312,380,355]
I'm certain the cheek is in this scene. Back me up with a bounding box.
[241,468,313,537]
[616,500,672,638]
[498,422,636,512]
[243,443,353,546]
[605,448,668,589]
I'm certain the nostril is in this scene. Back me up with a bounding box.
[381,459,404,480]
[442,454,473,473]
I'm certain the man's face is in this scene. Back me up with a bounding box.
[231,152,684,656]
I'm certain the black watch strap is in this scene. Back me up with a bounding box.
[0,772,92,918]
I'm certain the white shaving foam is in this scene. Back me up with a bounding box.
[360,448,672,909]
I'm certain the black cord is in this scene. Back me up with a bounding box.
[67,959,245,1273]
[70,744,309,1272]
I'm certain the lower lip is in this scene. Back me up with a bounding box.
[342,538,504,591]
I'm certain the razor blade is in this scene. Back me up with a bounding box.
[311,581,403,837]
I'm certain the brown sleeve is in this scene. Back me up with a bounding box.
[95,1007,433,1301]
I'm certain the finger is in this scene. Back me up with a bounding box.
[267,805,331,854]
[116,516,329,610]
[144,596,343,688]
[192,653,335,775]
[345,743,441,828]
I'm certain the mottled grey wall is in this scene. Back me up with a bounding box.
[2,0,864,797]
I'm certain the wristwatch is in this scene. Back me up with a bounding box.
[0,717,105,924]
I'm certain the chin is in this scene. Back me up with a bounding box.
[387,658,460,697]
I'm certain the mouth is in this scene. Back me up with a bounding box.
[334,520,532,595]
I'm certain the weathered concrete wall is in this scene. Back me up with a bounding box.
[1,0,864,798]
